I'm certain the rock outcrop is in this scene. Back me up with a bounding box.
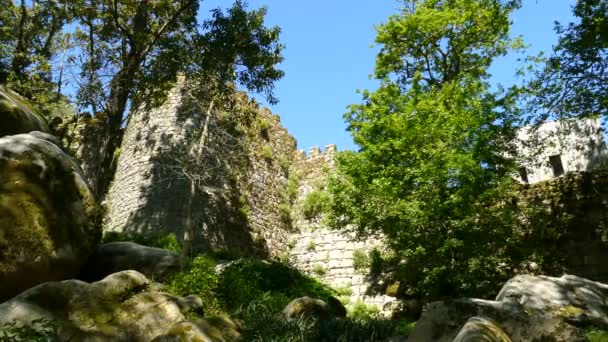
[282,296,347,320]
[80,242,181,282]
[0,132,100,301]
[0,270,238,341]
[407,298,583,342]
[407,273,608,341]
[0,86,49,137]
[496,274,608,328]
[451,317,512,342]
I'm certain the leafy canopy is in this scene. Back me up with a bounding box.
[328,0,525,299]
[526,0,608,122]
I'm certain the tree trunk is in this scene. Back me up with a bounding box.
[181,99,214,265]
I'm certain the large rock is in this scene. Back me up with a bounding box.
[0,86,49,138]
[406,298,583,342]
[154,316,241,342]
[282,296,347,320]
[451,317,512,342]
[496,274,608,328]
[0,270,230,341]
[0,132,100,301]
[80,242,181,282]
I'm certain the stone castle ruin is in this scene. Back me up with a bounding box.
[96,81,608,314]
[99,81,400,312]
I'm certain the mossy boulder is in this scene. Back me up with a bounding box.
[282,296,347,320]
[496,274,608,329]
[0,270,211,341]
[407,298,583,342]
[0,86,49,138]
[80,241,181,282]
[452,317,512,342]
[0,132,100,301]
[154,316,241,342]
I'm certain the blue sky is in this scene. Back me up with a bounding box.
[201,0,577,152]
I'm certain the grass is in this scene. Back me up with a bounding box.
[587,328,608,342]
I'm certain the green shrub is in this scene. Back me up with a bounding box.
[350,300,380,321]
[369,248,384,275]
[0,319,58,341]
[587,328,608,342]
[306,240,316,251]
[396,321,417,336]
[260,144,273,161]
[236,294,402,342]
[278,202,292,225]
[217,259,334,313]
[166,255,219,313]
[258,117,271,139]
[353,249,370,273]
[102,232,181,253]
[302,190,329,219]
[312,264,327,277]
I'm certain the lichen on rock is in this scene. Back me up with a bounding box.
[0,86,49,138]
[0,132,100,301]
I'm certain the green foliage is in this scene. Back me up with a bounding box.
[217,259,334,313]
[0,1,69,115]
[586,328,608,342]
[258,117,271,139]
[260,144,273,161]
[166,255,220,313]
[279,172,301,228]
[396,321,417,336]
[302,190,330,220]
[306,240,316,251]
[328,0,525,300]
[353,249,370,273]
[102,232,181,253]
[312,264,327,277]
[526,0,607,121]
[0,319,58,342]
[235,294,404,342]
[334,286,353,297]
[349,301,380,321]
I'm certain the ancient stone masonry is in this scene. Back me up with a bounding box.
[97,80,608,318]
[515,170,608,283]
[103,82,297,257]
[288,145,399,315]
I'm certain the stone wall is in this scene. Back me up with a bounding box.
[287,145,399,315]
[516,170,608,282]
[96,80,608,317]
[50,107,116,199]
[103,81,297,257]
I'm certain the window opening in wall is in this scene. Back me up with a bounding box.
[519,167,529,183]
[549,155,565,177]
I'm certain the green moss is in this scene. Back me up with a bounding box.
[0,87,49,137]
[0,141,100,300]
[586,328,608,342]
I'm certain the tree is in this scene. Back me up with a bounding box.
[155,2,284,261]
[526,0,607,122]
[56,0,283,197]
[0,0,72,111]
[327,0,525,299]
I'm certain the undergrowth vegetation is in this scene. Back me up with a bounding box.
[166,256,407,341]
[103,233,409,341]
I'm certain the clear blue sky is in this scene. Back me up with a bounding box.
[201,0,576,152]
